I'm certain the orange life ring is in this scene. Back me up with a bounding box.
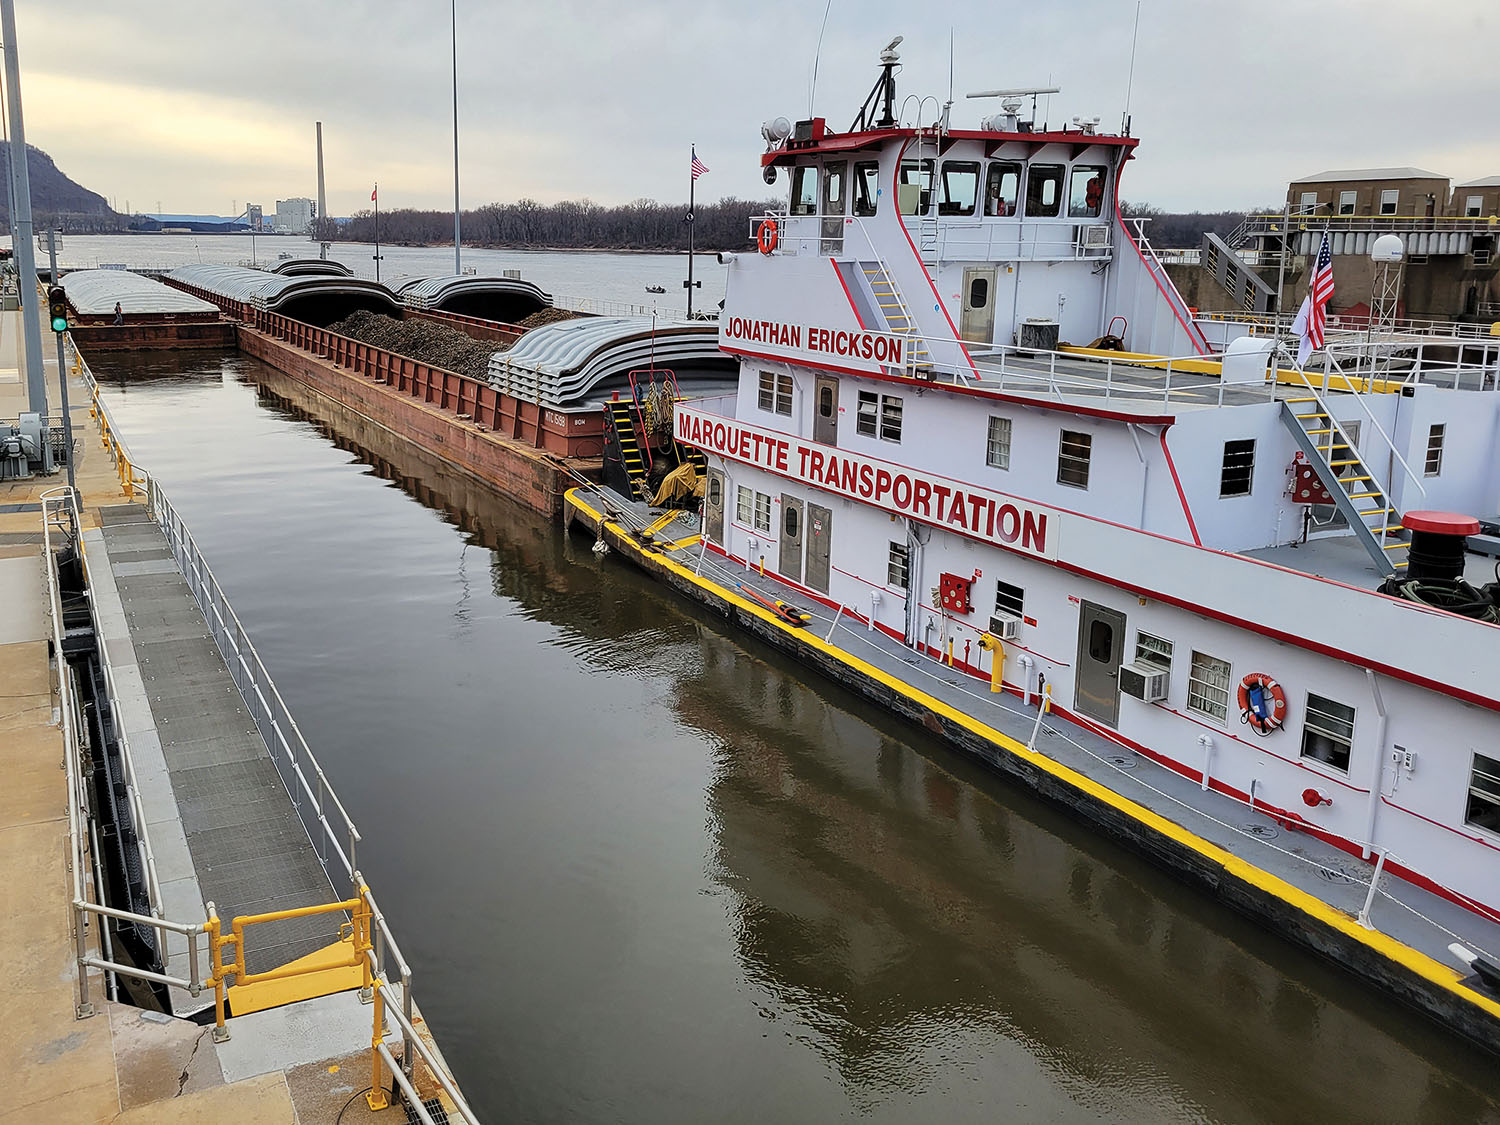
[757,218,779,254]
[1237,673,1287,736]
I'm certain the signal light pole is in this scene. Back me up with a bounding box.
[44,230,74,492]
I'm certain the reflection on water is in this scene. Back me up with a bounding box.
[90,348,1500,1124]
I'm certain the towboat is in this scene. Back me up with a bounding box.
[569,37,1500,1052]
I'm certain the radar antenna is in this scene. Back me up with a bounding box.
[850,35,903,131]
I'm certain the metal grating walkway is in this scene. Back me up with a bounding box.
[98,503,340,975]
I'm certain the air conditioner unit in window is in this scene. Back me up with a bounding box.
[1080,225,1110,248]
[989,613,1021,642]
[1119,661,1169,703]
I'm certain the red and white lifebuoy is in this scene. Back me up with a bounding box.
[757,218,779,255]
[1237,673,1287,736]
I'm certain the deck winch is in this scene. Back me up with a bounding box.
[1377,511,1500,622]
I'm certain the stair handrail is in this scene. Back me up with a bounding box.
[845,215,929,380]
[1302,353,1428,502]
[625,370,655,474]
[1126,218,1211,354]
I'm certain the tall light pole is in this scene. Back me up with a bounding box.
[1,0,49,467]
[451,0,461,275]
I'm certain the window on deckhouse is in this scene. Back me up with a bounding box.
[1220,439,1255,497]
[994,581,1024,618]
[1068,166,1108,218]
[1135,632,1173,671]
[1026,165,1064,218]
[1301,693,1355,772]
[1057,430,1091,488]
[985,162,1021,217]
[1187,651,1231,723]
[1467,752,1500,834]
[939,162,980,216]
[986,416,1012,470]
[887,542,910,589]
[1425,424,1445,476]
[856,391,902,441]
[790,165,819,216]
[758,370,792,416]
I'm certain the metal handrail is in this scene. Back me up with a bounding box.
[46,492,165,918]
[42,487,206,1019]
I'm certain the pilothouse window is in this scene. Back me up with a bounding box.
[939,161,980,216]
[1069,165,1108,218]
[985,162,1021,217]
[898,159,934,215]
[1026,164,1064,218]
[853,161,880,216]
[791,165,819,216]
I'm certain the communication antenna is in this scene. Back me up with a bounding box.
[1123,1,1142,135]
[941,27,954,133]
[808,0,834,116]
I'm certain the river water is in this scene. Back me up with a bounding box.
[88,346,1500,1124]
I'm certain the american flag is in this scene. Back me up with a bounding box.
[1292,232,1335,366]
[690,150,709,181]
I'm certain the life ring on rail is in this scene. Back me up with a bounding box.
[757,218,779,255]
[1237,673,1287,736]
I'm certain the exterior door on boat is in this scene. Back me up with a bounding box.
[821,161,847,253]
[1075,601,1125,727]
[960,267,998,344]
[704,468,726,545]
[813,377,839,445]
[806,503,832,593]
[779,494,804,584]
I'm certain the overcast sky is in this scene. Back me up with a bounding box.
[14,0,1498,218]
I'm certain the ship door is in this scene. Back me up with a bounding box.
[813,377,838,445]
[821,161,847,253]
[779,494,804,583]
[806,503,832,594]
[960,267,998,344]
[704,468,726,546]
[1075,601,1126,727]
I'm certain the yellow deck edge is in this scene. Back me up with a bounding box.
[566,486,1500,1024]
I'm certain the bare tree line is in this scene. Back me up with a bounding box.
[327,196,779,251]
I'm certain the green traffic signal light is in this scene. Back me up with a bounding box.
[46,285,67,333]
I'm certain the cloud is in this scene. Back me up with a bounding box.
[11,0,1499,215]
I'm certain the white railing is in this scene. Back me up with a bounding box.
[1202,309,1500,344]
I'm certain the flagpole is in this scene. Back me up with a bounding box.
[373,184,381,283]
[686,146,696,320]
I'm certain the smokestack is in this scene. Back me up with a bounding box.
[316,121,328,259]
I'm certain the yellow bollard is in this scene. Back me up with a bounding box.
[977,634,1004,693]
